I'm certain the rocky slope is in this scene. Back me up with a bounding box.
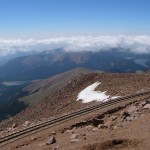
[1,90,150,150]
[0,68,91,121]
[1,72,150,130]
[20,67,91,106]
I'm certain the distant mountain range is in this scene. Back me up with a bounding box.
[0,49,150,81]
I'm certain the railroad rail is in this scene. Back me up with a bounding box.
[0,90,150,147]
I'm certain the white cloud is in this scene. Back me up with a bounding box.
[0,35,150,56]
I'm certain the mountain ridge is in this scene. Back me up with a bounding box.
[0,67,91,121]
[0,50,150,81]
[1,72,150,129]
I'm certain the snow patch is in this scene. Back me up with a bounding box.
[77,82,118,103]
[77,82,108,103]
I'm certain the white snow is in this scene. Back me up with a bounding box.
[77,82,108,103]
[77,82,118,103]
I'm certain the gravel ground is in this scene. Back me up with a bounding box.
[1,95,150,150]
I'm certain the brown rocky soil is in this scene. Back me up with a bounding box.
[1,73,150,130]
[1,95,150,150]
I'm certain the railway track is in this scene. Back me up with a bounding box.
[0,90,150,147]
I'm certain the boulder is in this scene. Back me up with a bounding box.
[46,136,56,145]
[7,128,12,132]
[140,101,147,106]
[134,102,139,106]
[70,139,79,143]
[82,133,86,136]
[92,118,104,127]
[126,116,134,122]
[127,106,138,114]
[23,121,30,127]
[98,124,105,129]
[65,129,74,134]
[146,99,150,103]
[83,137,86,140]
[120,111,130,118]
[12,123,18,128]
[111,115,118,121]
[51,131,56,135]
[31,137,37,141]
[70,134,81,143]
[54,146,59,150]
[113,126,119,130]
[105,121,113,128]
[70,134,80,140]
[85,125,93,131]
[143,104,150,109]
[92,127,99,132]
[61,130,65,134]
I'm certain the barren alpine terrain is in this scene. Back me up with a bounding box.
[0,73,150,150]
[1,73,150,128]
[1,90,150,150]
[1,0,150,149]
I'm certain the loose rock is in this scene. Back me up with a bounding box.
[70,134,80,140]
[51,131,56,135]
[120,111,130,118]
[31,137,37,141]
[71,139,79,143]
[65,129,74,134]
[23,121,30,127]
[85,125,93,131]
[92,127,99,132]
[82,133,86,136]
[146,99,150,103]
[46,136,56,145]
[98,124,105,129]
[140,101,147,106]
[111,115,118,121]
[126,116,134,122]
[12,123,17,128]
[127,106,138,113]
[105,121,113,128]
[143,104,150,109]
[7,128,12,132]
[92,118,104,127]
[53,146,59,150]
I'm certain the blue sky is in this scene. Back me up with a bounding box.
[0,0,150,39]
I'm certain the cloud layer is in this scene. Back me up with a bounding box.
[0,35,150,56]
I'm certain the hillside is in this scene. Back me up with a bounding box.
[19,67,91,106]
[1,72,150,129]
[0,68,91,121]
